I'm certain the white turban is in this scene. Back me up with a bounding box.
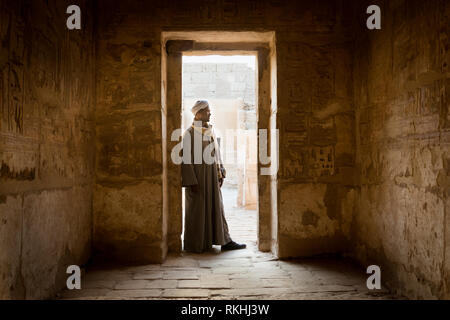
[191,100,209,115]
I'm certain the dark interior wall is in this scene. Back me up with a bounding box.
[352,0,450,299]
[94,0,357,263]
[93,0,165,263]
[0,0,96,299]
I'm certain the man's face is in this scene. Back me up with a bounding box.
[197,106,211,122]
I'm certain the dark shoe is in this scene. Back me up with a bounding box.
[221,241,246,251]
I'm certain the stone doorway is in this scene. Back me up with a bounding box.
[180,54,259,248]
[161,31,278,258]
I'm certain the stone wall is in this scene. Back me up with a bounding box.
[352,0,450,299]
[0,0,96,299]
[93,1,164,263]
[95,0,356,262]
[183,62,256,104]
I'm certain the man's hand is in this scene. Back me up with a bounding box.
[190,185,198,193]
[219,178,223,188]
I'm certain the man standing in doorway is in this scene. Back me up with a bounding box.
[181,100,247,253]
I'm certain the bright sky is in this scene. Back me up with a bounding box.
[182,55,256,69]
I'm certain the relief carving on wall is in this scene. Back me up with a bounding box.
[282,105,336,179]
[1,12,25,134]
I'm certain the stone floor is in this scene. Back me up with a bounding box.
[221,186,257,245]
[56,187,399,300]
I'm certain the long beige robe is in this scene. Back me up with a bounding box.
[181,126,232,253]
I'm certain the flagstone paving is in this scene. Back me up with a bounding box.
[56,244,399,300]
[56,187,401,300]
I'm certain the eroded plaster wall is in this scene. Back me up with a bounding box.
[352,0,450,299]
[95,0,356,262]
[94,1,164,262]
[0,0,95,299]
